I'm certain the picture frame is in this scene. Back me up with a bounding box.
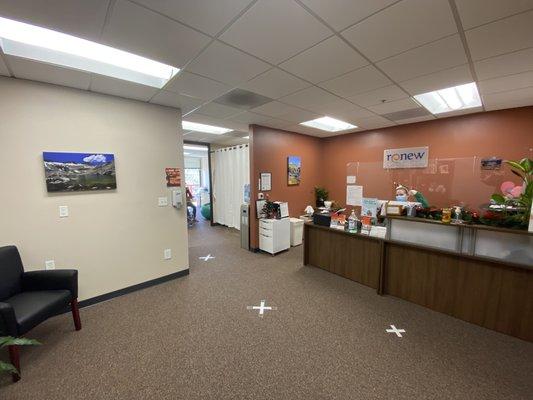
[287,155,301,186]
[260,172,272,191]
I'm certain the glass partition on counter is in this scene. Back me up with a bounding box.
[346,156,526,211]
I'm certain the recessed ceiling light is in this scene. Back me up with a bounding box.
[182,121,232,135]
[414,82,482,114]
[243,136,250,139]
[183,152,191,155]
[300,116,357,132]
[0,16,179,88]
[183,145,209,151]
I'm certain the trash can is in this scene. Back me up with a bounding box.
[240,204,250,250]
[289,217,304,246]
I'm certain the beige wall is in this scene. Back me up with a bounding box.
[0,77,189,301]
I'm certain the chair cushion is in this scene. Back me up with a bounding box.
[5,290,71,335]
[0,246,24,300]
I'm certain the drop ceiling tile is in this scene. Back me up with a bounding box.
[187,41,270,86]
[377,35,467,82]
[0,0,109,41]
[400,64,473,95]
[194,102,242,119]
[219,0,331,64]
[483,87,533,110]
[279,36,368,83]
[479,71,533,95]
[466,10,533,61]
[0,56,11,76]
[279,86,342,110]
[474,48,533,80]
[150,91,203,112]
[91,76,158,101]
[299,0,398,32]
[455,0,533,30]
[260,118,294,130]
[308,100,374,119]
[7,56,91,90]
[356,115,396,129]
[368,98,421,115]
[250,100,310,120]
[342,0,457,61]
[132,0,253,36]
[277,108,320,124]
[227,111,273,125]
[348,85,407,107]
[164,71,231,100]
[319,65,391,98]
[395,115,436,124]
[240,68,310,99]
[102,0,210,67]
[184,113,246,132]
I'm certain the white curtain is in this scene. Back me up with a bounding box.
[213,145,249,229]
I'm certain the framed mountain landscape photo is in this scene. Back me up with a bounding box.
[43,152,117,192]
[287,155,301,186]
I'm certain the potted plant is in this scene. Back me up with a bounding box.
[1,336,40,379]
[486,158,532,229]
[314,186,329,208]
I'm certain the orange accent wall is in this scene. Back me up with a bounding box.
[249,125,324,248]
[322,107,533,207]
[249,107,533,249]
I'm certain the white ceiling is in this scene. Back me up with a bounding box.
[1,0,533,146]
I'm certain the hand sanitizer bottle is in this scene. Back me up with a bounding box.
[348,210,357,232]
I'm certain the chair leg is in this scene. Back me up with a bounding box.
[8,345,20,382]
[71,298,82,331]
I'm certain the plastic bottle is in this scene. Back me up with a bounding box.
[348,210,357,232]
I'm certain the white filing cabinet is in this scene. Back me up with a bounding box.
[259,218,290,255]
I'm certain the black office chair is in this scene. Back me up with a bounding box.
[0,245,81,382]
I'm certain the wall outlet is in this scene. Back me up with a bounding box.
[45,260,56,270]
[163,249,172,260]
[59,205,69,217]
[158,197,168,207]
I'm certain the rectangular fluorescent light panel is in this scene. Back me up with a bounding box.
[0,16,179,88]
[414,82,482,114]
[300,116,357,132]
[182,121,232,135]
[183,145,208,151]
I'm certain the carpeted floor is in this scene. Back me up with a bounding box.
[1,220,532,399]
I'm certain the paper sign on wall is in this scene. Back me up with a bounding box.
[347,175,356,184]
[383,146,429,169]
[346,185,363,206]
[165,168,181,187]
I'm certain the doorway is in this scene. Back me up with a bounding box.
[183,142,213,227]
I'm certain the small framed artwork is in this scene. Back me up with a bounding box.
[260,172,271,191]
[287,156,301,186]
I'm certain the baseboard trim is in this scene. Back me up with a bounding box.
[78,269,190,309]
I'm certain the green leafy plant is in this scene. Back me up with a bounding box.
[489,158,532,228]
[261,200,278,219]
[0,337,40,375]
[314,186,329,207]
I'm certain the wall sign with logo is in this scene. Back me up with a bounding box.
[383,146,429,169]
[165,168,181,187]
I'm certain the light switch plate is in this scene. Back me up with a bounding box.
[158,197,168,207]
[163,249,172,260]
[45,260,55,270]
[59,205,69,217]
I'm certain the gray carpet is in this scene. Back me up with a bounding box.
[1,220,532,399]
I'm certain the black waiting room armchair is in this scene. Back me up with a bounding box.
[0,245,81,382]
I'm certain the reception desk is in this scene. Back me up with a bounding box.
[304,217,533,342]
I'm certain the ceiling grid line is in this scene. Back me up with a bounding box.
[448,0,485,111]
